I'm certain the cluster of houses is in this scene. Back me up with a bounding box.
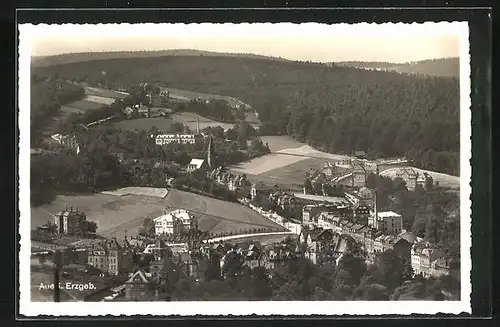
[396,167,434,191]
[209,166,252,198]
[305,160,369,194]
[246,178,458,279]
[50,133,80,154]
[122,103,172,119]
[306,155,434,194]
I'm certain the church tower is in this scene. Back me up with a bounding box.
[207,136,214,169]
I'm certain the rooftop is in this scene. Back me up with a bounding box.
[189,158,205,169]
[294,193,347,204]
[377,211,402,218]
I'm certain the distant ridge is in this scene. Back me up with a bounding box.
[334,57,459,78]
[31,49,290,67]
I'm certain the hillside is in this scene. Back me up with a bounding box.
[31,49,289,68]
[32,54,460,175]
[336,57,459,78]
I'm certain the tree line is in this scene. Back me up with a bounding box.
[33,55,460,175]
[31,81,86,145]
[169,250,459,301]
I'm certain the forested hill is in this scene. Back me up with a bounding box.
[31,49,289,68]
[335,58,459,78]
[32,55,460,175]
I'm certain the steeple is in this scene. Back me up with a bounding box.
[207,136,214,168]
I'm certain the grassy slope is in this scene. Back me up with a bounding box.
[30,189,284,238]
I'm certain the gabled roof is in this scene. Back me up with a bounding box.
[352,224,363,231]
[395,231,418,245]
[126,269,151,284]
[189,158,205,169]
[397,167,418,178]
[351,161,366,172]
[178,252,193,265]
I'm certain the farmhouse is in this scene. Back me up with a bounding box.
[136,103,150,118]
[396,167,419,191]
[416,172,434,189]
[122,106,134,118]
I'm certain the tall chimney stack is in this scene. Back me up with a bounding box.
[196,118,200,135]
[373,189,378,230]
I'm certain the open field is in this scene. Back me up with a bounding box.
[159,87,251,109]
[84,86,129,99]
[101,187,168,198]
[84,94,116,105]
[30,193,167,239]
[171,112,237,131]
[231,154,309,175]
[114,117,173,132]
[277,145,349,161]
[62,99,105,112]
[259,157,331,184]
[114,113,237,132]
[163,189,285,234]
[381,167,460,189]
[230,136,338,188]
[259,135,308,152]
[234,135,458,191]
[30,188,283,239]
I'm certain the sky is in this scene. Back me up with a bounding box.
[22,22,464,63]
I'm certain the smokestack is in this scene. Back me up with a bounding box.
[373,189,378,230]
[197,118,200,135]
[53,250,62,302]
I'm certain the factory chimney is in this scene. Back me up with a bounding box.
[373,189,378,230]
[197,118,200,135]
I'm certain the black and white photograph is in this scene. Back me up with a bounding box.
[18,21,471,316]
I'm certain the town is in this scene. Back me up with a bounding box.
[31,114,460,301]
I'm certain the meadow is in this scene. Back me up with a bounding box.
[231,135,460,190]
[230,136,335,188]
[83,86,129,99]
[114,112,237,132]
[160,87,251,109]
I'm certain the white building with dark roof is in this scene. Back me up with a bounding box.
[153,209,197,236]
[156,134,201,146]
[187,158,207,172]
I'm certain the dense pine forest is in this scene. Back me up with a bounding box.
[336,58,460,78]
[32,54,460,175]
[30,78,86,146]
